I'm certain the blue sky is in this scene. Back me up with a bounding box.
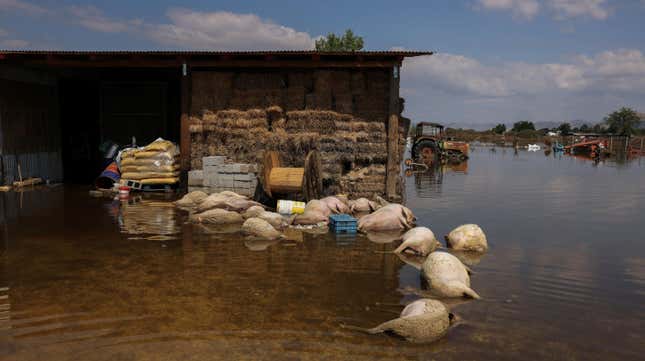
[1,0,644,128]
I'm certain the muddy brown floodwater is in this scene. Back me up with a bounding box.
[1,148,644,360]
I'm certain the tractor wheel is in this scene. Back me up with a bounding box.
[412,140,440,164]
[445,149,467,162]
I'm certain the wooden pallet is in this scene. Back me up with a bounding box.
[140,183,178,193]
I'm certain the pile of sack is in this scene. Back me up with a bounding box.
[119,139,180,185]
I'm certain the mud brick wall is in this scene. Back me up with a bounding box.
[188,68,397,198]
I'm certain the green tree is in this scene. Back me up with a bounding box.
[591,123,606,134]
[557,122,572,135]
[578,124,590,133]
[491,123,506,134]
[604,107,642,135]
[511,120,535,132]
[315,29,364,52]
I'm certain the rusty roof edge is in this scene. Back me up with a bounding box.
[0,50,433,57]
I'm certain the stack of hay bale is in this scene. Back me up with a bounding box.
[339,165,387,198]
[187,69,398,199]
[120,139,180,186]
[189,107,389,198]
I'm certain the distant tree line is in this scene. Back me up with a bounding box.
[489,107,643,137]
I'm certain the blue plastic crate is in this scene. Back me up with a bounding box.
[329,214,357,234]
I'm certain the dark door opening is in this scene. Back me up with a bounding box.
[59,69,180,183]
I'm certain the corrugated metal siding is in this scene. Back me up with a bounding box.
[1,152,63,184]
[0,50,433,57]
[0,72,63,185]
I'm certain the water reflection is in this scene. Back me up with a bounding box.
[114,195,181,239]
[0,149,644,360]
[409,160,468,198]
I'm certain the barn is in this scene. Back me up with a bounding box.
[0,50,431,199]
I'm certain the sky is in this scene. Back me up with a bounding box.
[1,0,644,129]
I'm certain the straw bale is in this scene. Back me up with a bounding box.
[318,135,337,144]
[285,87,306,110]
[369,122,386,132]
[266,105,283,120]
[189,122,204,133]
[334,121,352,131]
[191,72,234,113]
[272,118,287,129]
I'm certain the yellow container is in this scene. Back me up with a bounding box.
[277,200,306,215]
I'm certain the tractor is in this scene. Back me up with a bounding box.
[410,122,469,164]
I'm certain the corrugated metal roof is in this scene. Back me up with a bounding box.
[0,50,432,57]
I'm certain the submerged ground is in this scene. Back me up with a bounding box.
[0,148,643,360]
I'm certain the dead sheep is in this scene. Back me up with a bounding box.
[256,211,291,230]
[320,196,350,214]
[293,200,332,225]
[197,194,263,213]
[189,208,244,225]
[422,252,480,299]
[357,204,416,232]
[348,198,377,213]
[242,205,265,219]
[341,299,454,343]
[394,227,442,256]
[175,190,208,207]
[445,224,488,252]
[241,218,283,240]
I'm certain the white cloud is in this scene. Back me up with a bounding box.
[547,0,609,20]
[0,27,29,48]
[68,5,135,33]
[475,0,611,20]
[144,8,314,50]
[401,49,645,126]
[2,2,315,50]
[475,0,541,19]
[0,38,29,48]
[0,0,48,15]
[404,49,645,99]
[64,6,314,50]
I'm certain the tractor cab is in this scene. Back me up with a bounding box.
[411,122,469,164]
[416,122,444,139]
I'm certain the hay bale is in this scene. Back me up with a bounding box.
[267,105,283,120]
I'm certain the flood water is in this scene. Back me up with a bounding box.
[1,148,644,360]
